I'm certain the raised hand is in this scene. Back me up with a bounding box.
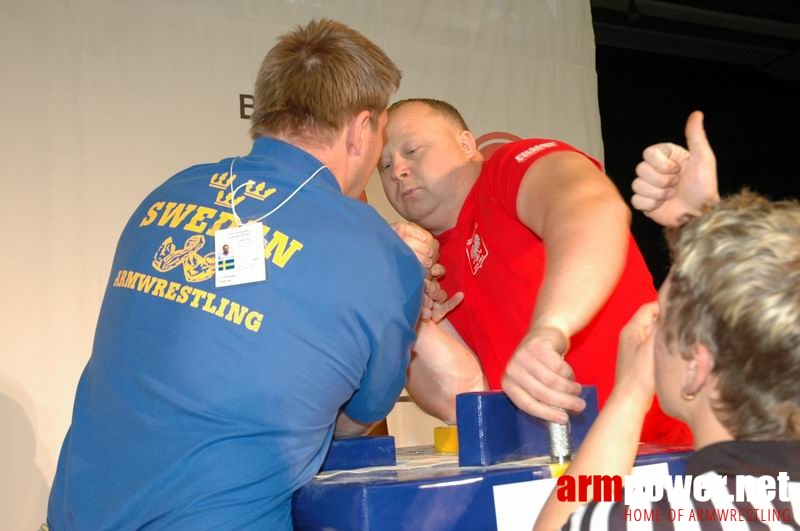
[632,111,719,227]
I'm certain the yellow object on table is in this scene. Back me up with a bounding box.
[433,426,459,454]
[548,462,570,478]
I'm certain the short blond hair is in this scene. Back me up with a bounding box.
[388,98,470,131]
[663,191,800,439]
[250,19,401,144]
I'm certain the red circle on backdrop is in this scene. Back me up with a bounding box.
[476,131,522,159]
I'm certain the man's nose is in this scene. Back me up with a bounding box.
[391,159,409,182]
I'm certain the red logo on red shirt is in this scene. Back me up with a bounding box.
[466,223,489,275]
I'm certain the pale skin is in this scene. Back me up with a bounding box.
[334,413,377,438]
[380,101,634,424]
[632,110,720,226]
[389,221,479,423]
[408,319,486,423]
[390,220,464,321]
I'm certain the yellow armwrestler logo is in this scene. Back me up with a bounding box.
[152,235,216,283]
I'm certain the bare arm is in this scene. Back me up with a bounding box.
[503,150,631,422]
[391,221,477,423]
[534,303,658,530]
[406,319,487,424]
[391,221,464,321]
[632,110,720,227]
[521,150,631,338]
[334,411,375,439]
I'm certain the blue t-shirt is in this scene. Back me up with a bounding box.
[48,138,424,530]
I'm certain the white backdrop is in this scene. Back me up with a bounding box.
[0,0,602,527]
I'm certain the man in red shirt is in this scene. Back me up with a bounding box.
[381,98,691,445]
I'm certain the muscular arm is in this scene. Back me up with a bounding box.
[406,319,487,424]
[390,221,479,423]
[502,151,631,421]
[518,150,630,337]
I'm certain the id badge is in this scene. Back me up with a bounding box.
[214,222,268,288]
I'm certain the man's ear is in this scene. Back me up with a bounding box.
[458,129,478,158]
[346,110,373,156]
[683,344,715,397]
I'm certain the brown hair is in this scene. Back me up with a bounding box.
[250,19,401,144]
[388,98,470,131]
[663,191,800,439]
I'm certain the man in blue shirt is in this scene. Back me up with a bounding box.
[47,19,425,529]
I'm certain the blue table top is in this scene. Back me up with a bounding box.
[293,444,692,530]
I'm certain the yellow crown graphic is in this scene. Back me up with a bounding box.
[214,190,247,209]
[243,181,277,201]
[209,171,236,190]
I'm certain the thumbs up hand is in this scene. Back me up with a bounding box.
[632,111,720,227]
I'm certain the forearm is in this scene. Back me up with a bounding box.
[334,412,375,439]
[534,389,651,530]
[406,319,486,424]
[532,193,630,336]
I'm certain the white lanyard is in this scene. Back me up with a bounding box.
[227,157,327,226]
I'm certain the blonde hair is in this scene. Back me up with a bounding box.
[250,19,401,144]
[663,191,800,439]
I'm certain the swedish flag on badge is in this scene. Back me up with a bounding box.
[217,258,235,271]
[214,224,267,288]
